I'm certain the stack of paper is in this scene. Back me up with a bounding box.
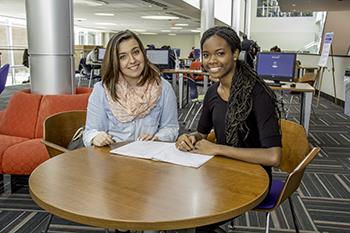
[110,141,213,168]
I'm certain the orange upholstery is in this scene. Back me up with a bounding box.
[2,139,48,175]
[190,61,204,81]
[0,135,28,173]
[0,91,42,138]
[35,93,90,138]
[0,110,5,122]
[76,87,93,94]
[0,88,91,175]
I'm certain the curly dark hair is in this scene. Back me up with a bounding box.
[201,26,280,147]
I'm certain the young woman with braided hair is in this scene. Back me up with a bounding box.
[176,24,281,233]
[177,25,281,182]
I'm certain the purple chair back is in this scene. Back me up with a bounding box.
[0,64,10,94]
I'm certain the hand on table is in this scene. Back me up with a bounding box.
[137,134,159,141]
[176,134,197,151]
[192,139,218,155]
[92,132,114,147]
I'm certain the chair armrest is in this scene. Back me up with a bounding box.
[41,139,69,157]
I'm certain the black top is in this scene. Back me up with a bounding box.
[197,82,281,179]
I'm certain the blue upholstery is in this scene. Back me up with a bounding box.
[0,64,10,94]
[255,179,284,209]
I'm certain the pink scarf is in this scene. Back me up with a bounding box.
[105,75,161,123]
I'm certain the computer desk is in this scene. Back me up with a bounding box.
[269,82,315,134]
[29,145,269,230]
[162,69,209,109]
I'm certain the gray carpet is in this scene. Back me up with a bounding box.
[0,82,349,233]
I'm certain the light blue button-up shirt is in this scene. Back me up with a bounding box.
[83,78,179,146]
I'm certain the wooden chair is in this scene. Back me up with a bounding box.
[41,110,88,232]
[254,119,320,233]
[42,110,86,158]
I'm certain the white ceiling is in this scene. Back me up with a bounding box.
[0,0,210,34]
[278,0,350,12]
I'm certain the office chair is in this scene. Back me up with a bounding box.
[78,58,101,87]
[253,119,320,233]
[182,61,206,130]
[0,64,10,95]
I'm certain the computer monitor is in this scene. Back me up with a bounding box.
[146,49,170,69]
[97,48,106,62]
[193,48,201,59]
[256,52,296,83]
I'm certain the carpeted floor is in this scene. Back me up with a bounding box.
[0,81,349,233]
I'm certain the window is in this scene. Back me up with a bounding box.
[257,0,313,17]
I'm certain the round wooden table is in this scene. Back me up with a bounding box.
[29,146,269,230]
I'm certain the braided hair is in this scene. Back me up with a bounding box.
[200,26,280,147]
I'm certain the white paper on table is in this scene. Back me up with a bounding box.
[110,141,213,168]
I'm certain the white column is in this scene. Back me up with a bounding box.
[232,0,241,33]
[200,0,215,37]
[26,0,74,94]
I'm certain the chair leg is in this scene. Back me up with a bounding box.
[89,71,93,88]
[265,212,271,233]
[288,197,300,233]
[187,104,203,130]
[182,102,196,124]
[285,95,294,119]
[43,214,53,233]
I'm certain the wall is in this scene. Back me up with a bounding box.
[249,0,316,51]
[322,11,350,55]
[298,54,350,101]
[139,34,200,59]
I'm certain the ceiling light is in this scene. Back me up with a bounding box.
[131,29,147,32]
[161,30,171,32]
[75,0,108,7]
[175,23,188,26]
[168,33,176,36]
[141,16,179,20]
[94,13,115,16]
[190,29,201,33]
[141,32,158,35]
[170,26,182,30]
[292,3,296,7]
[95,22,116,25]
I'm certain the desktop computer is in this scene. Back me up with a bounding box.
[256,52,296,86]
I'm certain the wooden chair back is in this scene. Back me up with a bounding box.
[296,67,321,87]
[274,119,320,207]
[42,110,86,158]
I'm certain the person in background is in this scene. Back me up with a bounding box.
[270,45,281,52]
[86,46,101,65]
[22,49,30,84]
[241,34,260,68]
[188,46,195,59]
[83,30,179,147]
[176,26,281,233]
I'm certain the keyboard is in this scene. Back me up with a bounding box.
[267,82,282,87]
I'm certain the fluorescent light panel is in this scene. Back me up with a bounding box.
[141,15,179,20]
[94,13,115,16]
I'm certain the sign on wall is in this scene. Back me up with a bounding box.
[318,32,334,67]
